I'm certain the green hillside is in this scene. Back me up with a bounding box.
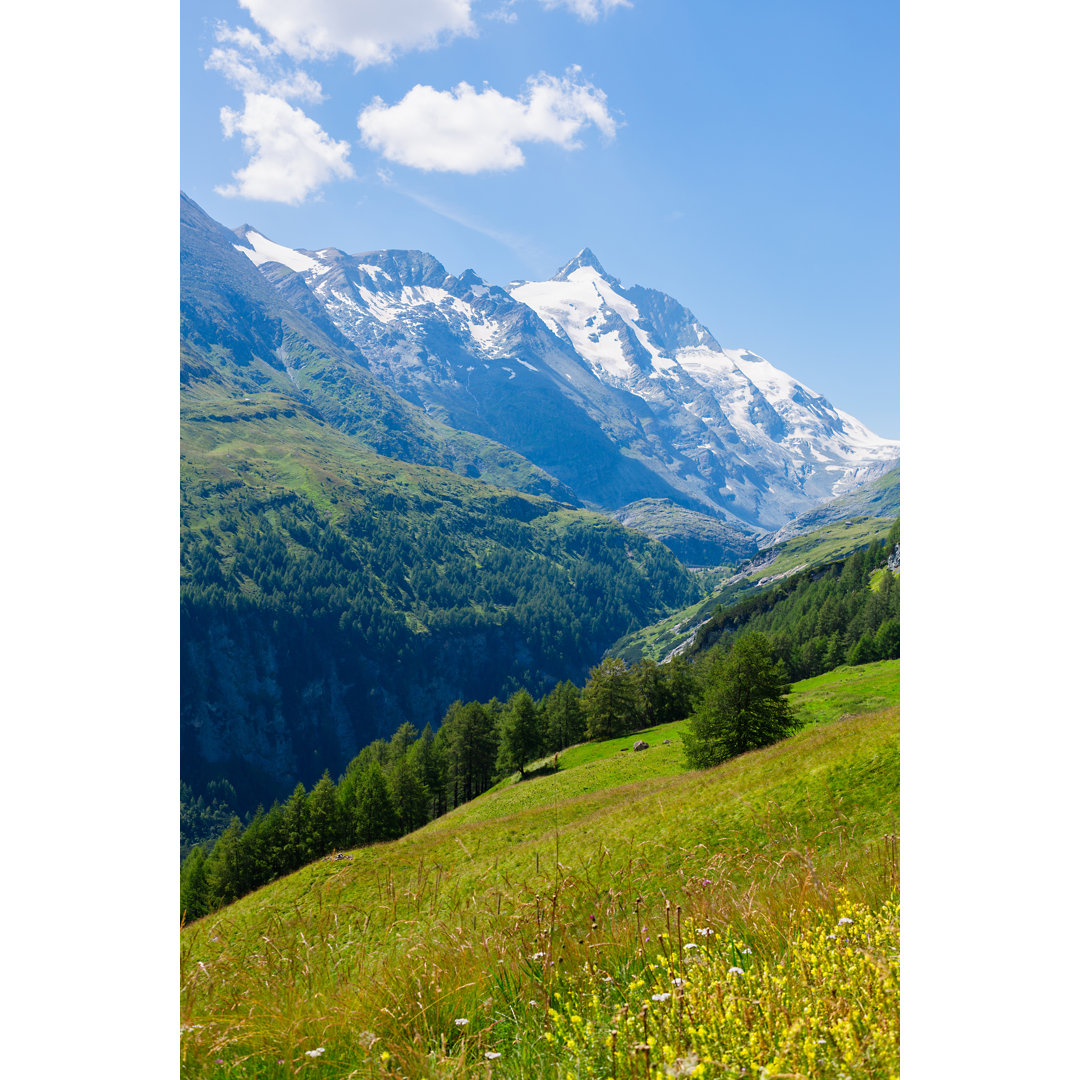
[609,516,898,666]
[180,664,899,1079]
[181,395,699,811]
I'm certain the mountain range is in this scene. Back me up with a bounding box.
[180,192,897,810]
[232,224,898,537]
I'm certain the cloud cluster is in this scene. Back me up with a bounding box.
[237,0,475,67]
[207,46,325,103]
[216,93,355,204]
[357,69,616,173]
[541,0,632,21]
[205,2,630,201]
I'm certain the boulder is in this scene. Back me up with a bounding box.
[633,740,649,751]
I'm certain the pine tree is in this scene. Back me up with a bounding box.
[544,681,586,752]
[356,762,399,845]
[583,657,638,739]
[390,748,431,834]
[497,689,544,777]
[282,782,309,872]
[683,633,797,769]
[307,771,344,857]
[180,845,209,923]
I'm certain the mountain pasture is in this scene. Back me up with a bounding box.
[180,666,899,1079]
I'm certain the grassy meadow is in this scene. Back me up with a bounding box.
[180,664,899,1078]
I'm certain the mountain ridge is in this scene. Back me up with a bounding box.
[232,217,897,534]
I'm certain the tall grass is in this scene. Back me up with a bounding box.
[181,707,898,1078]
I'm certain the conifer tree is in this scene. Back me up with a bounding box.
[356,762,399,845]
[390,748,430,834]
[180,845,209,923]
[282,782,309,872]
[683,633,797,769]
[497,689,544,777]
[544,680,586,751]
[307,771,344,857]
[583,657,638,739]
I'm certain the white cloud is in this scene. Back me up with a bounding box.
[540,0,631,21]
[357,68,616,173]
[238,0,475,67]
[216,93,355,204]
[213,22,279,59]
[206,47,325,103]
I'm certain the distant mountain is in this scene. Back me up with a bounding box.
[232,224,897,533]
[760,461,900,548]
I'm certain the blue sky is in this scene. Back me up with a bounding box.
[182,1,898,437]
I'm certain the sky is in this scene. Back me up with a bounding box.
[181,0,899,438]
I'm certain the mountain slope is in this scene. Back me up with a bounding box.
[180,696,899,1078]
[512,252,899,527]
[182,193,574,502]
[180,195,700,811]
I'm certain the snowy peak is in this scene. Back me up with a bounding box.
[551,247,615,283]
[233,226,318,274]
[232,214,898,532]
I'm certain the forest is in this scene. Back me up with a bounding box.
[182,521,899,921]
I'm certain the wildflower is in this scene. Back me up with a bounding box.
[528,1000,539,1007]
[651,992,672,1002]
[357,1032,379,1049]
[381,1051,391,1063]
[696,928,713,937]
[826,934,837,940]
[672,977,684,987]
[304,1047,326,1058]
[455,1018,468,1026]
[683,942,698,950]
[484,1051,502,1059]
[531,951,545,960]
[215,1060,224,1065]
[838,917,854,925]
[728,966,745,976]
[741,947,753,955]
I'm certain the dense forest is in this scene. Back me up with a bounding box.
[181,412,700,813]
[182,521,899,922]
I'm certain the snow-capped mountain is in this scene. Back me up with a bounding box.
[232,227,897,533]
[511,251,898,517]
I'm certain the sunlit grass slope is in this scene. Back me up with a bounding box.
[181,666,899,1079]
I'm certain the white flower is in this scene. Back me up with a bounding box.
[683,942,698,950]
[741,947,753,955]
[528,1000,539,1007]
[304,1047,326,1057]
[728,966,744,976]
[672,977,685,987]
[455,1018,468,1026]
[696,928,713,937]
[838,917,854,925]
[651,992,671,1002]
[484,1051,502,1059]
[826,933,837,940]
[531,951,545,960]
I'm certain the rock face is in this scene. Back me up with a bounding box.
[633,740,649,751]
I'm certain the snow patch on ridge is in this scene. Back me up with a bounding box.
[235,230,318,274]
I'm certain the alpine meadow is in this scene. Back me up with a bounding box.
[180,3,899,1078]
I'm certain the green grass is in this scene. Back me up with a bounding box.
[467,662,901,828]
[789,659,900,727]
[181,666,899,1078]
